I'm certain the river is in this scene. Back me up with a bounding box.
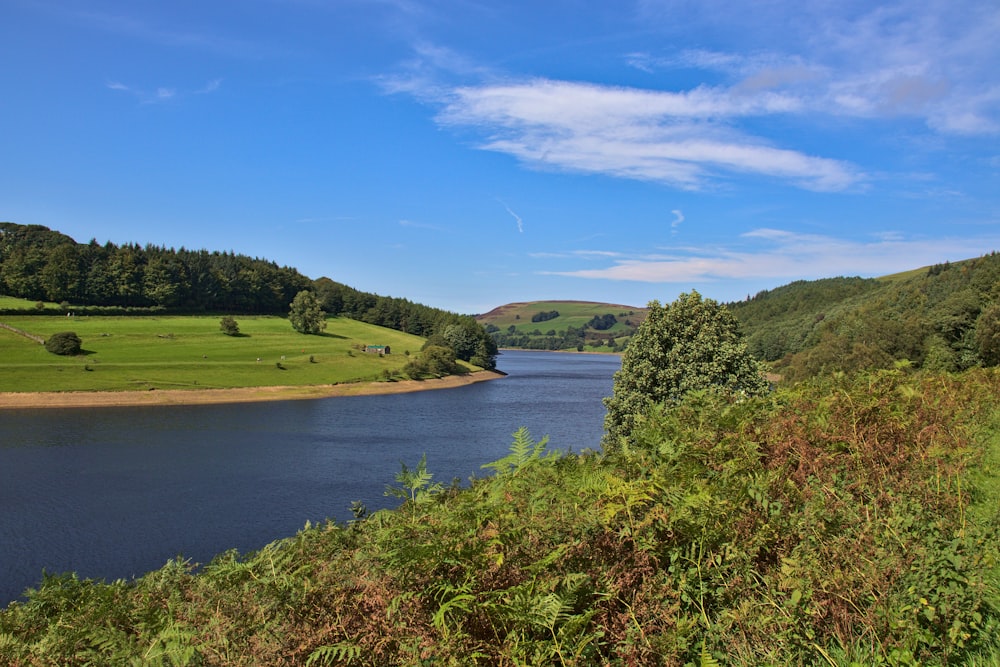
[0,350,620,606]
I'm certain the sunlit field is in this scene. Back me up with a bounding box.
[0,315,425,393]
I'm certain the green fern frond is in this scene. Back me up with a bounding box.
[306,642,363,665]
[699,638,721,667]
[482,427,553,477]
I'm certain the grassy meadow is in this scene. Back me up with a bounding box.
[0,314,428,393]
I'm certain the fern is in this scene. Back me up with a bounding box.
[481,427,553,477]
[306,642,363,665]
[700,638,721,667]
[385,453,443,505]
[430,580,476,637]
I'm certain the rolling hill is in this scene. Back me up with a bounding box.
[476,300,647,352]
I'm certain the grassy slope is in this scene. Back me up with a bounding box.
[0,296,60,309]
[0,315,427,393]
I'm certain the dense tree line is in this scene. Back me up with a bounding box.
[0,222,497,369]
[0,223,310,312]
[489,325,588,351]
[312,277,497,368]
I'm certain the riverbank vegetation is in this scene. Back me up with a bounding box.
[2,291,1000,665]
[0,368,997,665]
[4,219,1000,663]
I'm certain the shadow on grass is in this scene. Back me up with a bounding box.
[313,332,348,339]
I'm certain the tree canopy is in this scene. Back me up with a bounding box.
[603,291,768,452]
[288,290,327,335]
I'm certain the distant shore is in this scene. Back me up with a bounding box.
[0,370,506,410]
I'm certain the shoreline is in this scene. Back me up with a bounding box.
[0,370,506,410]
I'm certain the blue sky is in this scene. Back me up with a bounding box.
[2,0,998,314]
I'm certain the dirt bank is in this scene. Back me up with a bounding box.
[0,371,506,409]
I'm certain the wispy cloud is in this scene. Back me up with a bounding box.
[106,78,222,104]
[497,200,523,233]
[633,1,1000,135]
[542,229,1000,284]
[433,79,858,191]
[70,7,268,59]
[385,0,997,193]
[670,209,684,234]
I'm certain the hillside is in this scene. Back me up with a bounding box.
[479,252,1000,380]
[729,253,1000,379]
[477,300,647,352]
[0,313,456,395]
[0,221,498,371]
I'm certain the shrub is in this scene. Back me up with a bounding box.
[44,331,82,355]
[219,315,240,336]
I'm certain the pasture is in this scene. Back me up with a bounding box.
[0,314,426,393]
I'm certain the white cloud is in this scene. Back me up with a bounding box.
[635,1,1000,136]
[387,0,996,193]
[543,229,1000,284]
[434,79,858,191]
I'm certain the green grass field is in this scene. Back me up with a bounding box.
[0,296,60,309]
[0,314,427,393]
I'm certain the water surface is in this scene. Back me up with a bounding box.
[0,350,619,605]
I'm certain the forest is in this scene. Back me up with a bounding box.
[728,254,1000,380]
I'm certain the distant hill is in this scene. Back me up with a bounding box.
[477,300,647,352]
[482,252,1000,378]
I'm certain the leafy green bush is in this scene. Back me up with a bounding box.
[44,331,81,355]
[219,315,240,336]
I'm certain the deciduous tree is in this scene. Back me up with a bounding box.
[288,290,327,335]
[602,291,768,452]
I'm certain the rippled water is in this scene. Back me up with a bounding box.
[0,350,619,606]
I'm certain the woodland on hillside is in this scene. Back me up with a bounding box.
[728,254,1000,380]
[0,222,497,369]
